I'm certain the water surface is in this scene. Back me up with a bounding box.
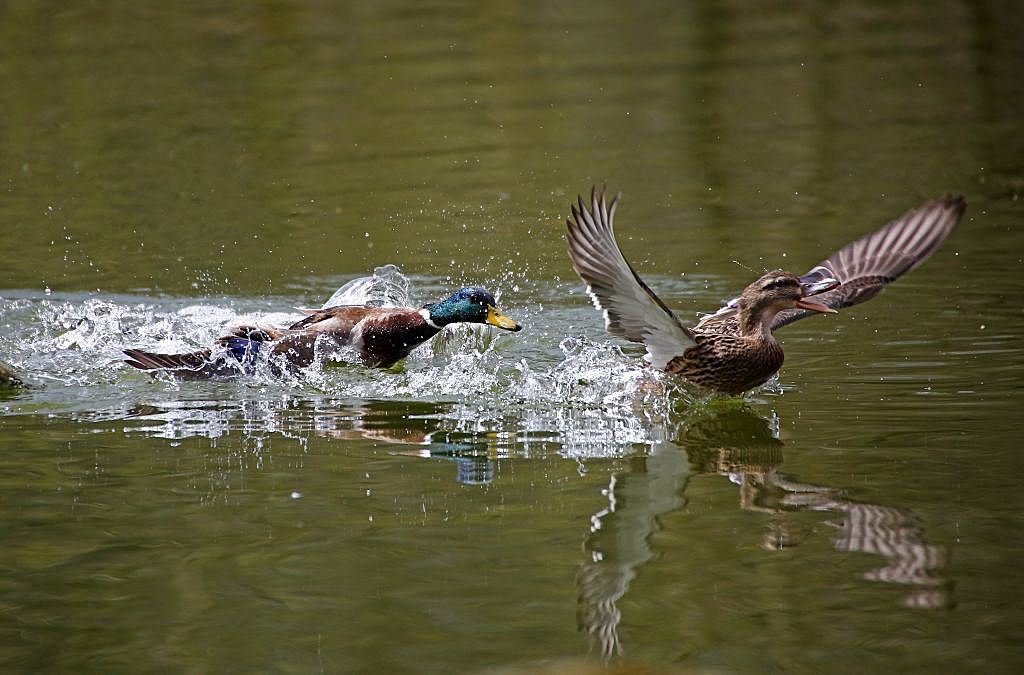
[2,1,1023,673]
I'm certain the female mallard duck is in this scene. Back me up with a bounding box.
[566,188,965,395]
[124,287,521,379]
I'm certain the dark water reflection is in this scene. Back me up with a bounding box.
[3,0,1024,672]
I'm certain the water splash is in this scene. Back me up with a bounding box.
[319,264,412,309]
[0,269,689,455]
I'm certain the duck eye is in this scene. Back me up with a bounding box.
[762,278,795,291]
[469,294,481,304]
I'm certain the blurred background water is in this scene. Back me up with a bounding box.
[1,1,1023,673]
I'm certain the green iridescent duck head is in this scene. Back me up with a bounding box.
[424,287,521,331]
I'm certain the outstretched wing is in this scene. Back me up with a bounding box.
[566,187,696,369]
[772,195,965,328]
[698,195,966,331]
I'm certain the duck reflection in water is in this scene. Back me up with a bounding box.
[126,398,496,484]
[293,404,497,485]
[576,407,950,660]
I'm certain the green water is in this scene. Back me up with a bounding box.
[2,2,1023,673]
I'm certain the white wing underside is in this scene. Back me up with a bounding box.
[566,189,695,370]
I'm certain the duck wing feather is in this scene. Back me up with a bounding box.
[566,187,696,370]
[698,195,965,331]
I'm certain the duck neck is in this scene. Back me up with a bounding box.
[737,303,778,340]
[417,307,444,330]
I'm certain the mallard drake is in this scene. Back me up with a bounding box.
[566,188,965,395]
[124,287,521,379]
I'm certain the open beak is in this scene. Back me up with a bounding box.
[486,305,522,331]
[797,274,840,314]
[800,275,840,297]
[796,298,838,313]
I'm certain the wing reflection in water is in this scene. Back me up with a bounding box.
[681,408,951,609]
[828,503,949,610]
[576,407,951,660]
[576,428,692,660]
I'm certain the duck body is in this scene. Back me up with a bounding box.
[668,330,784,395]
[565,188,965,395]
[661,269,838,394]
[124,287,520,379]
[270,305,444,369]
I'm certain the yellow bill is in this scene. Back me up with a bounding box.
[486,305,522,331]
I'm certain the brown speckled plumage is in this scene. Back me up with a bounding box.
[667,332,785,395]
[662,269,816,394]
[566,187,965,395]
